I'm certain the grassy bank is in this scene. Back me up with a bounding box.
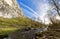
[0,27,18,35]
[0,17,44,35]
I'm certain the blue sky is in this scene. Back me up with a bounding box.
[17,0,51,24]
[16,0,60,24]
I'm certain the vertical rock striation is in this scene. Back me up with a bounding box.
[0,0,24,18]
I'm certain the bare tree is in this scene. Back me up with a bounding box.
[47,0,60,24]
[52,0,60,16]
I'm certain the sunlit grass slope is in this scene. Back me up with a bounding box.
[0,17,44,35]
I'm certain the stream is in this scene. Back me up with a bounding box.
[0,28,47,39]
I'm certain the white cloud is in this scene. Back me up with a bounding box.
[33,0,50,24]
[20,2,39,20]
[20,0,51,24]
[21,7,38,18]
[29,0,50,24]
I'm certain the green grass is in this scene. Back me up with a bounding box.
[0,17,44,35]
[0,28,18,35]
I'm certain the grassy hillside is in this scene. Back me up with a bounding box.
[0,17,44,35]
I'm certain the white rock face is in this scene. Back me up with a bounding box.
[4,0,13,6]
[0,0,24,18]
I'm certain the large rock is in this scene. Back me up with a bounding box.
[0,0,24,18]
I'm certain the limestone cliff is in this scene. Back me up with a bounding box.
[0,0,24,18]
